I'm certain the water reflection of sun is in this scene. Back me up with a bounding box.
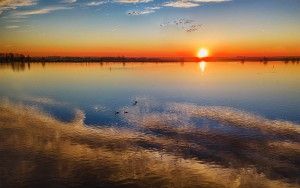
[199,61,206,73]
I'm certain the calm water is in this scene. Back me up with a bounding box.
[0,62,299,188]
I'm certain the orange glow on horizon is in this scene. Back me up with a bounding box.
[2,43,300,57]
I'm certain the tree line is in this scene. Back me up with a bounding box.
[1,52,299,63]
[0,53,31,63]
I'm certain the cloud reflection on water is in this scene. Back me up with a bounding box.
[0,99,299,187]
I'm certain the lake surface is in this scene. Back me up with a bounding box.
[0,62,299,188]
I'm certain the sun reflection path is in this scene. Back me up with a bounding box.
[198,61,207,73]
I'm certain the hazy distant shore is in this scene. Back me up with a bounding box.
[1,53,300,63]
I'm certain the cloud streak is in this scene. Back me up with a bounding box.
[164,0,231,8]
[127,6,160,15]
[164,1,199,8]
[13,6,72,17]
[0,0,37,15]
[5,25,19,29]
[61,0,77,3]
[115,0,153,4]
[86,1,107,6]
[126,0,231,16]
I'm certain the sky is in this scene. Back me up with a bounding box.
[0,0,300,57]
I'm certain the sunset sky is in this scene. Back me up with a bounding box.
[0,0,300,57]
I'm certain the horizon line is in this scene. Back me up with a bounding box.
[1,52,300,59]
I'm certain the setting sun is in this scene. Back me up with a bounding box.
[197,48,209,58]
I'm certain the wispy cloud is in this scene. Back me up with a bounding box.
[61,0,77,3]
[0,0,37,14]
[164,0,231,8]
[192,0,231,2]
[127,9,154,15]
[127,6,160,15]
[86,1,107,6]
[164,1,199,8]
[115,0,153,4]
[13,6,72,17]
[5,25,19,29]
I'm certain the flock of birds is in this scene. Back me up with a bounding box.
[111,18,202,33]
[160,18,202,33]
[127,11,143,16]
[94,100,138,115]
[114,100,138,115]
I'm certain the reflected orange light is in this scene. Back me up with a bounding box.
[199,61,207,73]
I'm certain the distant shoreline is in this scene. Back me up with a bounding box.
[1,53,300,63]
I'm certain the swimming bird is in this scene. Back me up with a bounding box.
[114,111,120,115]
[133,101,138,106]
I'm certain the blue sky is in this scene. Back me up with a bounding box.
[0,0,300,56]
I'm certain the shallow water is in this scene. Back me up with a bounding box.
[0,62,299,188]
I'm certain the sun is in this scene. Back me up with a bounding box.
[197,48,209,58]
